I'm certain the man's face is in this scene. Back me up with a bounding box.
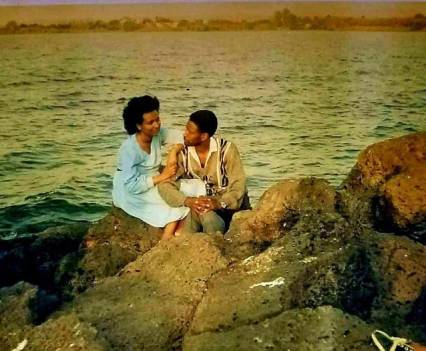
[184,120,207,146]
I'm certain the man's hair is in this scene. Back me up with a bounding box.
[189,110,218,137]
[122,95,160,135]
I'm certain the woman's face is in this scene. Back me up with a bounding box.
[137,110,161,137]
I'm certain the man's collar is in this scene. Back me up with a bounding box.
[208,137,218,152]
[188,137,218,168]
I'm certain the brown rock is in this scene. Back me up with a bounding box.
[0,282,37,350]
[342,132,426,237]
[357,132,425,188]
[83,206,161,254]
[188,212,363,336]
[121,232,229,299]
[225,178,336,259]
[374,235,426,304]
[383,164,426,229]
[69,233,229,350]
[62,206,163,296]
[24,313,108,351]
[183,306,373,351]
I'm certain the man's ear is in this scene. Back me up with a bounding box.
[201,133,209,142]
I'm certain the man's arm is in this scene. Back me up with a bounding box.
[158,152,187,207]
[218,142,247,210]
[158,152,212,214]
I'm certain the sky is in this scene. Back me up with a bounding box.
[0,0,424,4]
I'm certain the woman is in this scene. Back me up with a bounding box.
[112,95,189,240]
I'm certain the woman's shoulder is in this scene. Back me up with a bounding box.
[118,134,134,149]
[118,135,140,158]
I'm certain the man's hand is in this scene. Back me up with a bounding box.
[200,197,221,211]
[184,196,222,214]
[184,197,216,214]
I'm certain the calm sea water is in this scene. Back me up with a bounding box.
[0,31,425,237]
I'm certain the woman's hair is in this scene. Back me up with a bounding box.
[189,110,218,137]
[122,95,160,135]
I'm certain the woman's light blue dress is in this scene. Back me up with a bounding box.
[112,128,189,227]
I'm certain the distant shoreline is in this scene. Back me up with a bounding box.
[1,2,426,26]
[1,8,425,34]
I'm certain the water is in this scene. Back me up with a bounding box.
[0,31,425,237]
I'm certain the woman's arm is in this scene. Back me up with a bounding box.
[151,144,183,185]
[117,141,177,193]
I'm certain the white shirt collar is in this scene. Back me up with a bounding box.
[188,137,217,168]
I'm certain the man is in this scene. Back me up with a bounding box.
[158,110,249,234]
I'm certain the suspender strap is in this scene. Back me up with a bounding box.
[219,138,230,188]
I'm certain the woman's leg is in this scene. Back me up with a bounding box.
[162,220,178,240]
[174,219,186,236]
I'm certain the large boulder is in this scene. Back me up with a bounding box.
[68,233,229,350]
[0,282,108,351]
[183,306,373,351]
[187,208,426,346]
[368,234,426,339]
[0,223,89,290]
[357,132,425,188]
[0,207,164,308]
[341,132,426,241]
[22,313,108,351]
[225,178,336,259]
[187,211,375,338]
[56,206,162,298]
[0,282,37,350]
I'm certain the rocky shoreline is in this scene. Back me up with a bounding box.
[1,132,425,350]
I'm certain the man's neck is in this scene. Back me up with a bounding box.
[195,138,211,155]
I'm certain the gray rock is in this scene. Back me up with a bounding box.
[183,306,373,351]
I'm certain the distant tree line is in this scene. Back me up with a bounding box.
[1,9,425,34]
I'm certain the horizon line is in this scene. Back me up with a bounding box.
[1,0,425,5]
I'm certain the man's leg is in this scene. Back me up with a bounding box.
[182,211,202,233]
[199,211,225,234]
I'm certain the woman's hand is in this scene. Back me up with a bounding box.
[161,163,177,179]
[153,143,183,185]
[153,163,177,185]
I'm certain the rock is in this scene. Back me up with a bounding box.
[68,233,229,350]
[357,132,425,188]
[188,211,371,336]
[1,132,425,349]
[225,178,336,259]
[382,164,426,232]
[183,306,373,351]
[83,206,161,254]
[57,206,162,298]
[0,282,38,350]
[368,234,426,338]
[408,288,426,337]
[374,235,426,304]
[23,313,108,351]
[341,132,426,241]
[0,207,164,309]
[121,232,229,299]
[0,223,89,290]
